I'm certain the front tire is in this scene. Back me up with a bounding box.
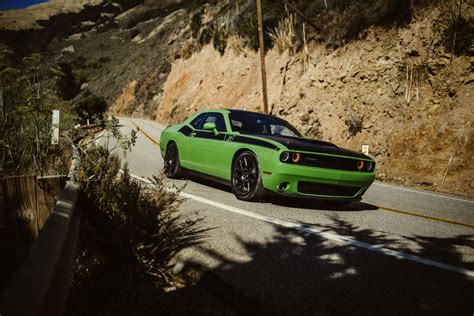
[231,151,265,201]
[164,142,183,179]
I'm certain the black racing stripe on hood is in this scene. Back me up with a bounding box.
[253,135,371,159]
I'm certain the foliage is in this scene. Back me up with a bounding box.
[269,11,297,55]
[348,111,363,136]
[0,53,78,177]
[70,131,208,313]
[439,0,472,56]
[398,57,429,104]
[56,62,81,101]
[175,37,202,60]
[126,8,161,29]
[197,0,286,53]
[74,89,107,124]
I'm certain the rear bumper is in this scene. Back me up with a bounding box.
[261,162,375,200]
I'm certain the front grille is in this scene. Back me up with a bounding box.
[299,153,373,172]
[297,181,361,197]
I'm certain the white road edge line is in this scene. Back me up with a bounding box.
[373,181,474,204]
[120,171,152,184]
[125,171,473,278]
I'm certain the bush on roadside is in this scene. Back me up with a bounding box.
[68,131,208,313]
[438,0,472,56]
[269,11,298,55]
[0,53,78,177]
[74,90,107,124]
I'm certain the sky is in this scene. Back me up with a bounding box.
[0,0,48,10]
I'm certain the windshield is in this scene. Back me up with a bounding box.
[229,112,302,137]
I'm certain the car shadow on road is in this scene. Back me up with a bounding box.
[174,218,474,316]
[266,195,379,211]
[184,175,233,194]
[185,175,378,212]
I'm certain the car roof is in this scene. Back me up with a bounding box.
[226,109,275,118]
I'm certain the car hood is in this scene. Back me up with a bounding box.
[252,134,371,160]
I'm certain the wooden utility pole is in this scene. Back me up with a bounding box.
[256,0,269,114]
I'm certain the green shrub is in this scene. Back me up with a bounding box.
[74,90,107,124]
[439,0,472,56]
[70,139,208,313]
[56,62,80,101]
[0,54,78,177]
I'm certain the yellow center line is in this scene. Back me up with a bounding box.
[131,120,160,147]
[375,204,474,229]
[130,119,473,229]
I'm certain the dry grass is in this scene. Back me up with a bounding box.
[398,57,429,104]
[227,32,245,55]
[176,37,202,60]
[438,0,472,56]
[268,11,297,55]
[296,22,312,71]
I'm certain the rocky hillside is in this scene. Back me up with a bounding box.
[0,0,104,30]
[0,0,472,197]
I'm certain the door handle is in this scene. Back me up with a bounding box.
[190,132,196,137]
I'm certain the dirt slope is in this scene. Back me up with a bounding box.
[152,6,473,197]
[0,0,105,30]
[1,0,470,197]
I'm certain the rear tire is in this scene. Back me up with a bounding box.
[231,151,265,201]
[164,142,183,179]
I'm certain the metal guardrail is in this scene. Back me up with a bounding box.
[0,181,80,316]
[0,145,83,315]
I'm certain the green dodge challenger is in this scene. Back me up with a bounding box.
[160,109,375,202]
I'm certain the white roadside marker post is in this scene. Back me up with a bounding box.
[362,144,369,156]
[52,110,60,145]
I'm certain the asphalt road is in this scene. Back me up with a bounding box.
[113,117,473,315]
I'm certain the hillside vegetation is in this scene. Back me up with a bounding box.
[0,0,472,196]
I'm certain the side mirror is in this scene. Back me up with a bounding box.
[203,122,219,135]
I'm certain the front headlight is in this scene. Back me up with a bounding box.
[280,151,290,162]
[291,152,301,163]
[365,161,374,172]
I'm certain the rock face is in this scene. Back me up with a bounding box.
[152,7,473,197]
[3,0,470,196]
[143,0,182,7]
[0,0,104,30]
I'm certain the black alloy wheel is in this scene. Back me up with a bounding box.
[164,142,183,178]
[231,151,265,201]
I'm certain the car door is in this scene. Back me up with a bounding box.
[186,112,228,177]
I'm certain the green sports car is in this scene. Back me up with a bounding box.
[160,109,375,202]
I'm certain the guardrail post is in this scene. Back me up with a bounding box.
[0,181,80,316]
[36,176,67,230]
[2,175,38,244]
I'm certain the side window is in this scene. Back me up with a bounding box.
[190,114,208,129]
[204,113,226,132]
[231,119,243,132]
[191,113,227,132]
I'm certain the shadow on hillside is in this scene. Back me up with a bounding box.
[173,218,473,315]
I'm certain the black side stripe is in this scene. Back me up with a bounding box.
[180,126,278,150]
[195,131,226,140]
[233,136,279,150]
[179,125,193,136]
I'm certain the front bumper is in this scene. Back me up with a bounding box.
[261,161,375,200]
